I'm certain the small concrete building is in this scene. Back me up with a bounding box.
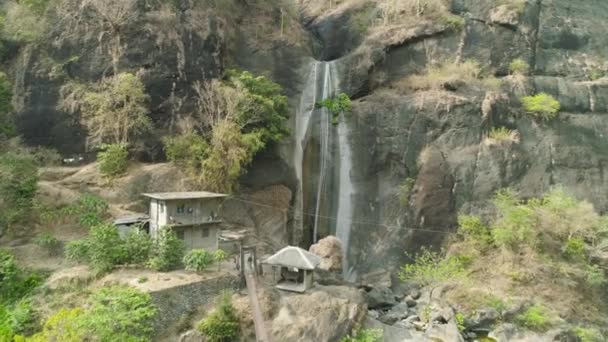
[143,192,228,250]
[263,246,321,293]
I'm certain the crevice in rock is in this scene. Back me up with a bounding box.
[531,0,544,82]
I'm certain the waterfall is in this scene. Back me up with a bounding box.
[294,60,355,280]
[312,62,334,243]
[293,62,319,244]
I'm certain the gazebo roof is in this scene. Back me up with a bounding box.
[263,246,321,270]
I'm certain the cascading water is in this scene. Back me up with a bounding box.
[293,60,356,281]
[312,62,334,243]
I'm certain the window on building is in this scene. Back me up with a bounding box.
[202,228,210,238]
[177,204,185,214]
[176,230,185,240]
[160,202,164,213]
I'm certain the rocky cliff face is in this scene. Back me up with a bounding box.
[306,0,608,278]
[7,0,608,280]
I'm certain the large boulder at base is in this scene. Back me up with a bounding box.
[233,287,281,342]
[489,324,573,342]
[425,321,465,342]
[365,286,398,310]
[309,236,343,272]
[271,285,366,342]
[178,330,205,342]
[364,317,426,342]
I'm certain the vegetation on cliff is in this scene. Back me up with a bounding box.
[165,70,289,193]
[401,188,608,337]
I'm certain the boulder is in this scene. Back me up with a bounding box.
[467,307,500,329]
[489,5,520,27]
[365,286,397,310]
[364,317,426,342]
[271,285,366,342]
[309,236,343,272]
[378,303,411,325]
[179,330,205,342]
[425,320,465,342]
[233,288,281,342]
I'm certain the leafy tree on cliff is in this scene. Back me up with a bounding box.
[167,70,288,193]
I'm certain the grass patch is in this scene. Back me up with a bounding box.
[487,127,519,144]
[399,178,415,207]
[515,304,552,331]
[406,59,499,92]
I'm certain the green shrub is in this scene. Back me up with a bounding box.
[317,93,352,125]
[398,247,467,286]
[573,327,604,342]
[97,143,129,178]
[0,299,36,340]
[65,240,91,263]
[563,237,586,261]
[455,312,466,331]
[87,224,126,273]
[485,296,508,314]
[491,189,536,249]
[0,152,38,231]
[147,227,185,272]
[0,250,42,305]
[163,133,209,172]
[584,264,606,289]
[197,292,240,342]
[28,286,157,341]
[122,230,153,265]
[515,304,552,331]
[458,215,493,246]
[509,58,530,75]
[399,178,415,207]
[0,72,14,139]
[34,233,61,256]
[183,249,214,272]
[26,307,86,341]
[62,194,109,229]
[441,14,465,31]
[340,328,383,342]
[85,286,157,341]
[521,93,560,121]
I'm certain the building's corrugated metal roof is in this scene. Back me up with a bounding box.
[142,192,228,200]
[262,246,321,270]
[113,214,150,225]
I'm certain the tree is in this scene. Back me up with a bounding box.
[0,153,38,236]
[81,73,150,148]
[200,119,264,193]
[147,227,185,271]
[0,72,14,139]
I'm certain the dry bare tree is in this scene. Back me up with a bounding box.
[54,0,139,73]
[192,79,241,131]
[80,73,151,148]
